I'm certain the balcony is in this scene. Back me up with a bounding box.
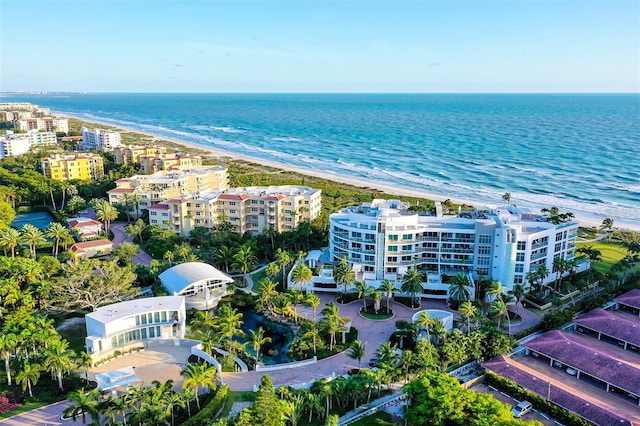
[531,242,548,250]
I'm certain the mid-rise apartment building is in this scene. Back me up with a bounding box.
[113,144,202,174]
[81,127,122,151]
[0,130,57,159]
[329,199,582,299]
[14,117,69,133]
[113,145,167,165]
[150,185,322,236]
[41,153,105,181]
[107,166,229,211]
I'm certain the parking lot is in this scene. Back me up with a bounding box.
[471,383,556,425]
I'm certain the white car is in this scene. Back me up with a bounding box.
[511,401,533,418]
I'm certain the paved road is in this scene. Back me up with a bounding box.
[111,222,153,266]
[0,400,84,426]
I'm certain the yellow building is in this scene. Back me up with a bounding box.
[41,153,105,181]
[113,145,167,166]
[139,152,202,174]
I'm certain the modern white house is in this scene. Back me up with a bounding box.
[85,296,186,363]
[159,262,234,311]
[327,199,586,300]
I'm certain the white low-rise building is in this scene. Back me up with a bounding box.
[328,199,584,299]
[85,296,186,363]
[0,130,57,159]
[159,262,234,311]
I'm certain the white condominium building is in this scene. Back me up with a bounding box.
[113,144,202,174]
[0,102,50,114]
[149,185,322,236]
[329,199,581,299]
[107,166,229,212]
[81,127,122,151]
[0,130,57,159]
[14,117,69,133]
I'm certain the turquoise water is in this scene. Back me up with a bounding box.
[12,212,55,230]
[2,93,638,226]
[239,309,293,365]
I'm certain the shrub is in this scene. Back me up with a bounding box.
[0,393,20,415]
[181,385,229,426]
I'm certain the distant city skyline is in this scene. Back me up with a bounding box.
[1,0,638,93]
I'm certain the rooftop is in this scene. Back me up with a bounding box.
[615,289,640,309]
[574,308,640,347]
[525,330,640,395]
[70,239,112,252]
[86,296,185,324]
[159,262,233,295]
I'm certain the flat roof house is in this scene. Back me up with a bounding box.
[85,296,186,363]
[159,262,233,311]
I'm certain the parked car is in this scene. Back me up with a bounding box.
[511,401,533,418]
[566,367,578,376]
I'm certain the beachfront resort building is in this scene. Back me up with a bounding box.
[81,127,122,151]
[0,102,68,133]
[0,130,57,159]
[85,296,186,363]
[328,199,583,299]
[113,144,202,174]
[159,262,233,311]
[14,117,69,134]
[41,153,105,181]
[150,185,322,236]
[107,166,229,211]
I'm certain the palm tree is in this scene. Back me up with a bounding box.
[369,287,382,314]
[217,304,245,353]
[265,262,279,282]
[0,228,20,258]
[45,222,71,257]
[430,318,447,345]
[276,248,292,288]
[93,199,118,235]
[0,333,17,385]
[311,378,333,419]
[502,192,511,204]
[129,193,142,219]
[120,192,134,223]
[488,281,505,301]
[491,298,510,333]
[347,340,366,368]
[401,265,424,307]
[304,293,321,323]
[355,280,367,310]
[303,323,321,355]
[16,361,41,397]
[256,278,279,316]
[415,311,431,343]
[508,283,526,314]
[109,394,131,426]
[291,263,313,293]
[536,264,550,290]
[232,245,257,287]
[378,279,395,313]
[333,257,355,299]
[21,224,46,259]
[64,388,100,423]
[448,272,471,306]
[248,327,272,362]
[42,339,76,391]
[458,301,477,332]
[180,362,217,411]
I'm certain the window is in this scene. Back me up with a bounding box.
[403,234,412,240]
[517,241,526,251]
[402,245,412,251]
[479,235,492,244]
[388,246,398,252]
[387,256,398,262]
[388,235,398,241]
[516,253,525,262]
[478,246,491,255]
[229,201,236,206]
[515,264,524,273]
[161,311,167,322]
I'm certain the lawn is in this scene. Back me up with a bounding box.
[0,401,50,420]
[351,410,398,425]
[250,268,269,292]
[218,390,256,419]
[576,241,629,274]
[56,317,88,354]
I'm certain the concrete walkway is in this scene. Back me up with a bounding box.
[508,304,541,334]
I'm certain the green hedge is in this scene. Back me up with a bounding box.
[180,385,229,426]
[484,371,592,426]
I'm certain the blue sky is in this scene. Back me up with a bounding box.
[1,0,638,93]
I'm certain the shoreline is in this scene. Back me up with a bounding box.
[62,112,639,232]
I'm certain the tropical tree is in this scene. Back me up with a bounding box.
[16,361,41,397]
[42,339,77,391]
[44,222,70,257]
[601,217,614,232]
[63,388,100,423]
[508,283,526,314]
[291,263,313,293]
[355,280,367,310]
[302,323,321,355]
[0,333,17,385]
[0,227,21,258]
[487,281,505,301]
[92,199,118,235]
[125,219,147,243]
[401,265,424,307]
[448,272,471,306]
[120,192,134,223]
[217,304,245,353]
[378,279,395,313]
[502,192,511,204]
[304,293,321,323]
[369,287,382,314]
[415,311,431,343]
[256,278,279,316]
[180,362,217,411]
[276,248,292,288]
[248,327,272,362]
[458,301,477,332]
[491,298,510,333]
[265,262,279,282]
[347,340,366,369]
[20,224,46,259]
[333,257,355,299]
[233,245,257,287]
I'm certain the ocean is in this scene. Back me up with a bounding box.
[2,93,639,227]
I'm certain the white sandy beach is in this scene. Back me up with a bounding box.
[63,113,639,232]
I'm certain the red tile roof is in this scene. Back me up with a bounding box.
[574,308,640,347]
[71,239,113,252]
[615,289,640,310]
[525,330,640,395]
[107,188,135,194]
[68,219,102,228]
[219,193,249,201]
[148,203,170,210]
[264,195,285,201]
